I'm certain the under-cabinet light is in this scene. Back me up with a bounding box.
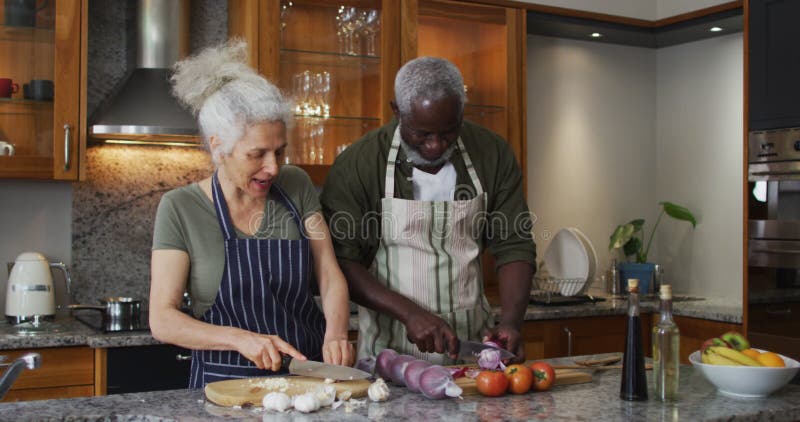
[591,32,602,38]
[710,27,723,32]
[100,139,201,148]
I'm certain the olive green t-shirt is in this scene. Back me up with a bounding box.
[152,165,321,317]
[320,119,537,270]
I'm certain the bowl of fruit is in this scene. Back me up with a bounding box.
[689,332,800,398]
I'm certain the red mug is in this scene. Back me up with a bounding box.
[0,78,20,98]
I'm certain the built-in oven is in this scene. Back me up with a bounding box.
[747,127,800,361]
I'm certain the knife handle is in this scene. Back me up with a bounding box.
[280,354,293,371]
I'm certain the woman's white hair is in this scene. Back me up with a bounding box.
[170,39,292,165]
[394,57,467,117]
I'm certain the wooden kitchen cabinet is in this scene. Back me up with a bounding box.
[652,314,741,364]
[523,315,651,360]
[0,0,87,180]
[0,346,95,402]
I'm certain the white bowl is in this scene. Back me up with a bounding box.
[689,350,800,398]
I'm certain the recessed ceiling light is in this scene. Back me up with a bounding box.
[591,32,602,38]
[710,27,723,32]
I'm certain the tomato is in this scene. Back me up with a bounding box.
[529,362,556,391]
[476,370,508,397]
[503,364,533,394]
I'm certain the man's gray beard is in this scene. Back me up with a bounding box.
[400,135,458,168]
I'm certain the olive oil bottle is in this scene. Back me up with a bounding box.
[652,284,680,401]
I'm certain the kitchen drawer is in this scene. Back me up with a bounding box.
[0,346,94,402]
[748,302,800,336]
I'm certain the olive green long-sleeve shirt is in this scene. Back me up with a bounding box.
[320,119,536,270]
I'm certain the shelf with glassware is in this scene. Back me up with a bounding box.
[0,0,84,180]
[275,1,385,181]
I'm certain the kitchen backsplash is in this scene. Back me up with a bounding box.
[71,0,226,306]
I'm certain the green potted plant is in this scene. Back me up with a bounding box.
[608,201,697,295]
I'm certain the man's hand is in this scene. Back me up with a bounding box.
[484,323,525,364]
[404,310,459,359]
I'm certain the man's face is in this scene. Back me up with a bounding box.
[395,96,463,163]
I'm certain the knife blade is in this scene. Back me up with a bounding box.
[281,356,371,381]
[457,339,516,361]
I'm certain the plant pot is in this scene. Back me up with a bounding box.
[617,262,656,295]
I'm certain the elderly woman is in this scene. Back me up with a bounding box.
[149,40,353,388]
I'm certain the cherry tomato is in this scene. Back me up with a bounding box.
[529,362,556,391]
[476,370,508,397]
[503,364,533,394]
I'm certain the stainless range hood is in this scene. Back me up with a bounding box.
[90,0,199,144]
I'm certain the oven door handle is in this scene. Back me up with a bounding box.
[751,248,800,255]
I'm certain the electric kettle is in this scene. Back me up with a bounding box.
[5,252,72,324]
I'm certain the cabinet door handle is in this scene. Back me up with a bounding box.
[175,354,192,361]
[564,327,573,357]
[63,124,71,171]
[765,308,792,317]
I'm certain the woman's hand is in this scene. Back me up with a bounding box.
[239,333,307,371]
[322,336,355,367]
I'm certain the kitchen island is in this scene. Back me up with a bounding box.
[1,354,797,421]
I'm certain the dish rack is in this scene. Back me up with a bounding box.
[531,275,590,301]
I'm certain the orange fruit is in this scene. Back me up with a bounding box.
[755,351,786,367]
[742,349,761,359]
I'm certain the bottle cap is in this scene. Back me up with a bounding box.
[659,284,672,299]
[627,279,639,292]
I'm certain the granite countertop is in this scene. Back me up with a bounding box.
[0,353,797,421]
[519,296,742,324]
[0,297,741,351]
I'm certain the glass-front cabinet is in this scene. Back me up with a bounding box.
[230,0,399,182]
[0,0,84,180]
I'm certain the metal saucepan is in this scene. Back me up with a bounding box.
[68,297,141,321]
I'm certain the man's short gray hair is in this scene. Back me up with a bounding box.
[171,39,292,166]
[394,57,466,117]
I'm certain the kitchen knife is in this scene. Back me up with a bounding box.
[456,339,516,361]
[280,356,371,381]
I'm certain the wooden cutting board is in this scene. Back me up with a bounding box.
[454,369,592,396]
[205,376,371,407]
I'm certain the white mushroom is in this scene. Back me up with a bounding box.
[262,392,292,412]
[367,378,390,402]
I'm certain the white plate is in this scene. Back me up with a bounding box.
[568,227,597,294]
[543,228,589,296]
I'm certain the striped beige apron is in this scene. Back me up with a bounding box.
[357,128,494,364]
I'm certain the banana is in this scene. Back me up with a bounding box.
[701,351,711,364]
[706,352,742,366]
[709,346,763,366]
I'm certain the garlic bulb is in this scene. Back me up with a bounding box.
[313,385,337,407]
[293,392,321,413]
[261,392,292,412]
[368,378,390,402]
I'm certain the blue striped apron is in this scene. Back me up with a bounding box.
[189,172,325,388]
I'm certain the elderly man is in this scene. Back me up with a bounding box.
[321,57,536,364]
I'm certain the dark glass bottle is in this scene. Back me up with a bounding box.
[621,278,648,401]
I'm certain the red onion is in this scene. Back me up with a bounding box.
[389,355,416,386]
[403,360,432,393]
[418,365,463,400]
[448,367,469,379]
[477,348,506,371]
[376,349,398,380]
[355,356,376,375]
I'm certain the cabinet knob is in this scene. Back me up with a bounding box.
[175,354,191,361]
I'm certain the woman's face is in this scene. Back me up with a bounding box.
[216,121,287,199]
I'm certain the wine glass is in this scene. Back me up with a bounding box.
[313,71,332,117]
[361,9,380,56]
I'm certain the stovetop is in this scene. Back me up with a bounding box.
[73,311,150,333]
